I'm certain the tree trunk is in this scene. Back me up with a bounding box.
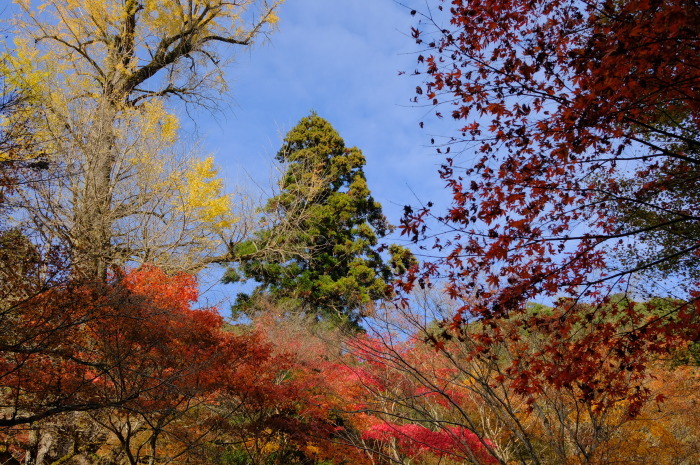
[72,99,118,281]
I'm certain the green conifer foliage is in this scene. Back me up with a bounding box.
[228,113,410,328]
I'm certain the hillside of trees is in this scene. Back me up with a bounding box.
[1,1,699,465]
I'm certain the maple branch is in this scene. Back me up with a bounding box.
[587,243,700,286]
[626,135,700,166]
[0,396,139,427]
[536,216,698,243]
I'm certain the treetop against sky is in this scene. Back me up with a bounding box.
[191,0,444,224]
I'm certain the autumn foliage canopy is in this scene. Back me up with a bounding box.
[401,0,700,412]
[0,266,241,426]
[2,0,700,464]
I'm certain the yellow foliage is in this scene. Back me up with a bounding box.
[304,444,321,456]
[179,156,237,231]
[16,0,284,90]
[5,0,282,272]
[3,38,49,93]
[123,100,179,166]
[261,440,281,454]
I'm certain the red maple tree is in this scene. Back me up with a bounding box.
[402,0,700,412]
[0,266,246,427]
[220,312,373,465]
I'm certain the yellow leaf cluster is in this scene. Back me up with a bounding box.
[179,156,237,231]
[123,100,179,166]
[0,39,50,163]
[2,38,49,94]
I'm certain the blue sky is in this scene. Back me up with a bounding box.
[3,0,446,223]
[190,0,452,305]
[202,0,444,226]
[3,0,453,306]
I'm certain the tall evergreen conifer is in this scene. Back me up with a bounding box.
[228,113,411,328]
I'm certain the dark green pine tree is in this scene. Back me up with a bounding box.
[227,113,412,328]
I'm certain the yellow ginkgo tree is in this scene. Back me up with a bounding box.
[5,0,282,278]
